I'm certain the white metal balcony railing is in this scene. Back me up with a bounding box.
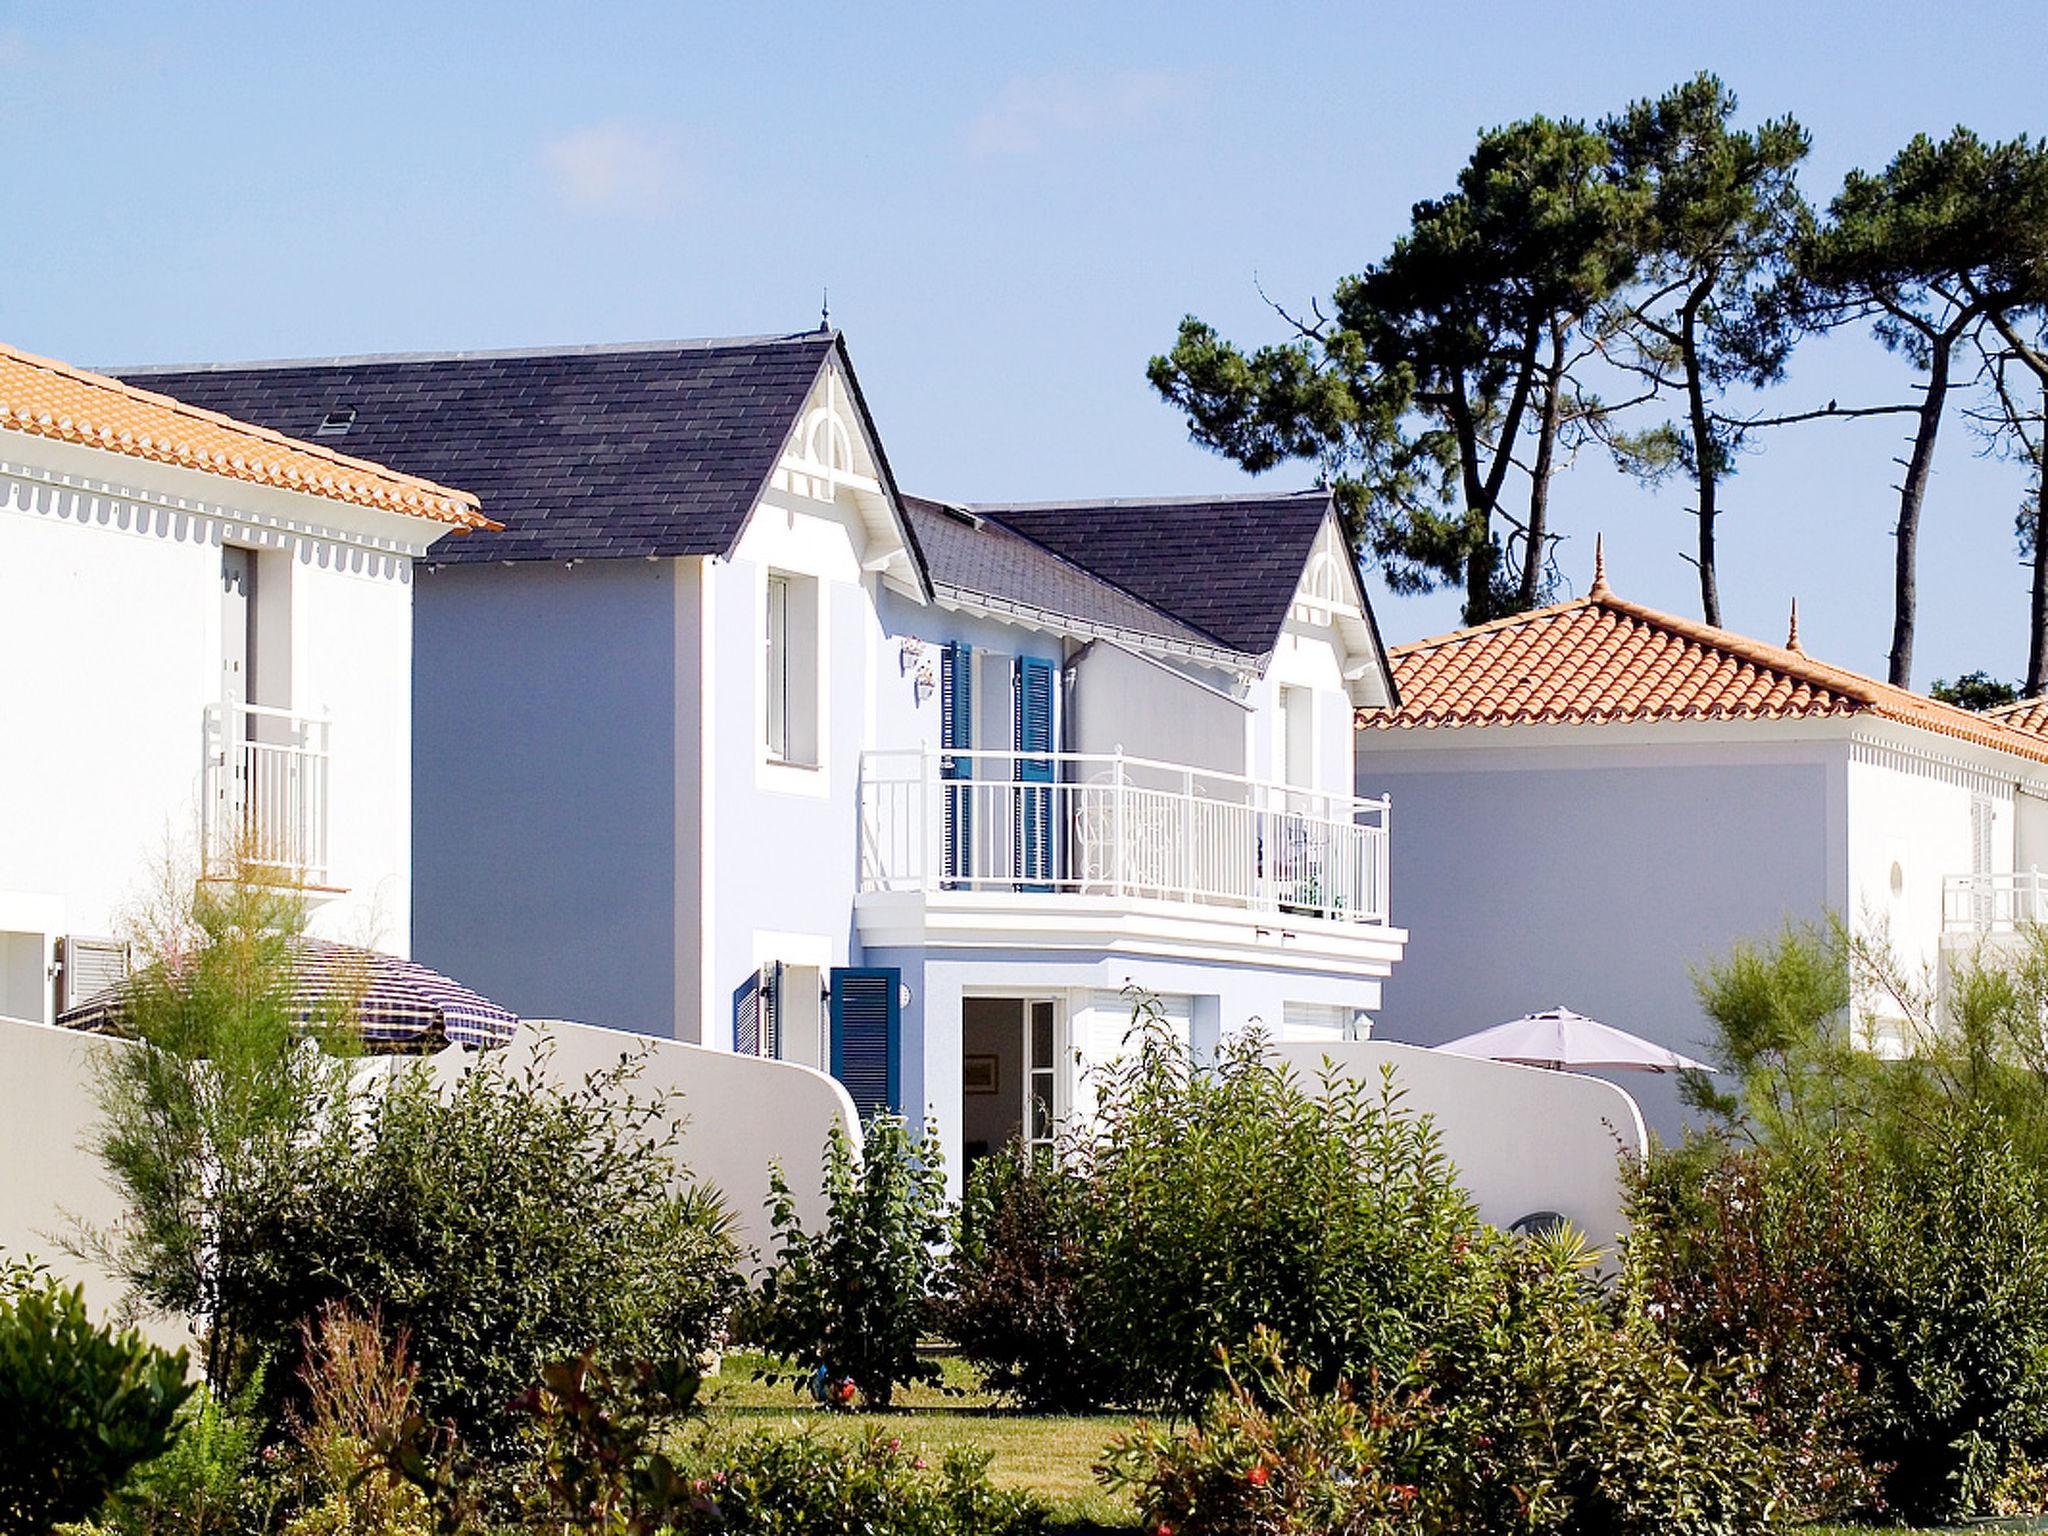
[1943,869,2048,936]
[202,701,332,886]
[859,748,1392,925]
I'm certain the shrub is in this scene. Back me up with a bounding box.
[937,1145,1109,1411]
[1099,1327,1441,1536]
[231,1047,745,1459]
[1104,1246,1777,1536]
[0,1277,194,1536]
[279,1307,433,1536]
[746,1115,949,1409]
[1432,1229,1778,1536]
[1076,1015,1481,1412]
[1635,1113,2048,1524]
[1627,1141,1886,1522]
[673,1427,1045,1536]
[89,1371,278,1536]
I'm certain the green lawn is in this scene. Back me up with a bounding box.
[701,1352,1142,1530]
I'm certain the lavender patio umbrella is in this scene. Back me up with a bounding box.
[1433,1007,1709,1074]
[57,938,518,1051]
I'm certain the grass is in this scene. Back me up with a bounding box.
[701,1351,1142,1529]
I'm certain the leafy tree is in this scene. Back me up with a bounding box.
[235,1047,743,1460]
[1076,1010,1479,1413]
[1603,74,1812,625]
[1932,670,2022,709]
[87,862,358,1388]
[1801,129,2048,686]
[747,1115,950,1410]
[1152,113,1641,623]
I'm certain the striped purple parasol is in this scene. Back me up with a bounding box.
[56,938,519,1051]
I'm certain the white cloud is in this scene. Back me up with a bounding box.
[540,122,688,215]
[964,67,1191,159]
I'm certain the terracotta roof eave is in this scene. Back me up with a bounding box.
[1368,587,2048,769]
[0,340,487,528]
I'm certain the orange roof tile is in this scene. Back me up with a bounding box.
[0,342,492,530]
[1365,589,2048,768]
[1986,696,2048,739]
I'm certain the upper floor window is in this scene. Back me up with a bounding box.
[764,571,819,766]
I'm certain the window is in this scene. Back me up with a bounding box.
[1026,999,1057,1161]
[765,575,790,759]
[1281,685,1313,788]
[763,572,819,766]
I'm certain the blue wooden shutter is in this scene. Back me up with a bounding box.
[1014,656,1055,891]
[829,967,901,1118]
[732,969,761,1057]
[940,643,973,884]
[763,961,782,1059]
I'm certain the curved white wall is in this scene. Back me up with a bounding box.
[508,1020,860,1261]
[1271,1039,1645,1248]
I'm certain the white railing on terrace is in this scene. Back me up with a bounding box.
[859,748,1391,925]
[202,701,332,886]
[1944,869,2048,936]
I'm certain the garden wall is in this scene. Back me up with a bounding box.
[0,1014,859,1338]
[1271,1039,1645,1247]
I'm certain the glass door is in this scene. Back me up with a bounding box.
[1026,999,1057,1161]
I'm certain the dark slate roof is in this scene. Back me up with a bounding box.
[902,495,1233,658]
[976,489,1336,655]
[115,333,845,564]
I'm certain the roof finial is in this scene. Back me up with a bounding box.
[1589,532,1610,598]
[819,288,831,333]
[1786,597,1803,653]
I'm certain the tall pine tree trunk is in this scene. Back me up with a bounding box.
[1680,289,1722,627]
[1520,325,1567,610]
[1889,335,1955,688]
[2029,422,2048,696]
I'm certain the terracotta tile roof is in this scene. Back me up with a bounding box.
[1365,588,2048,768]
[0,341,490,529]
[1986,696,2048,738]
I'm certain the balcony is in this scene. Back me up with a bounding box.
[202,702,332,887]
[857,749,1401,975]
[1942,870,2048,936]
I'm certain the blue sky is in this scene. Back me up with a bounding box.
[3,0,2041,685]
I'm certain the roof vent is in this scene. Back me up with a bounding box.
[314,408,357,438]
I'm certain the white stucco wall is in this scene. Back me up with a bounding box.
[507,1019,859,1261]
[1355,725,1845,1138]
[1846,732,2016,993]
[0,1013,857,1343]
[1065,640,1248,775]
[1,436,441,1023]
[0,1019,155,1334]
[1272,1039,1645,1248]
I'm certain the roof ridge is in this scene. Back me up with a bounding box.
[972,488,1330,513]
[964,501,1242,652]
[1588,593,1878,707]
[1391,594,1603,655]
[111,330,836,377]
[0,340,488,524]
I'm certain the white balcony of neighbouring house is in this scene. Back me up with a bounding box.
[856,748,1406,977]
[201,701,333,888]
[1942,870,2048,938]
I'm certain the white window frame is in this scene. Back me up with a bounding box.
[759,568,823,780]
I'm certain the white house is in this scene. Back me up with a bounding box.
[0,341,491,1025]
[130,332,1410,1178]
[1352,552,2048,1136]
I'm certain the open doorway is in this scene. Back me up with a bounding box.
[960,997,1058,1170]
